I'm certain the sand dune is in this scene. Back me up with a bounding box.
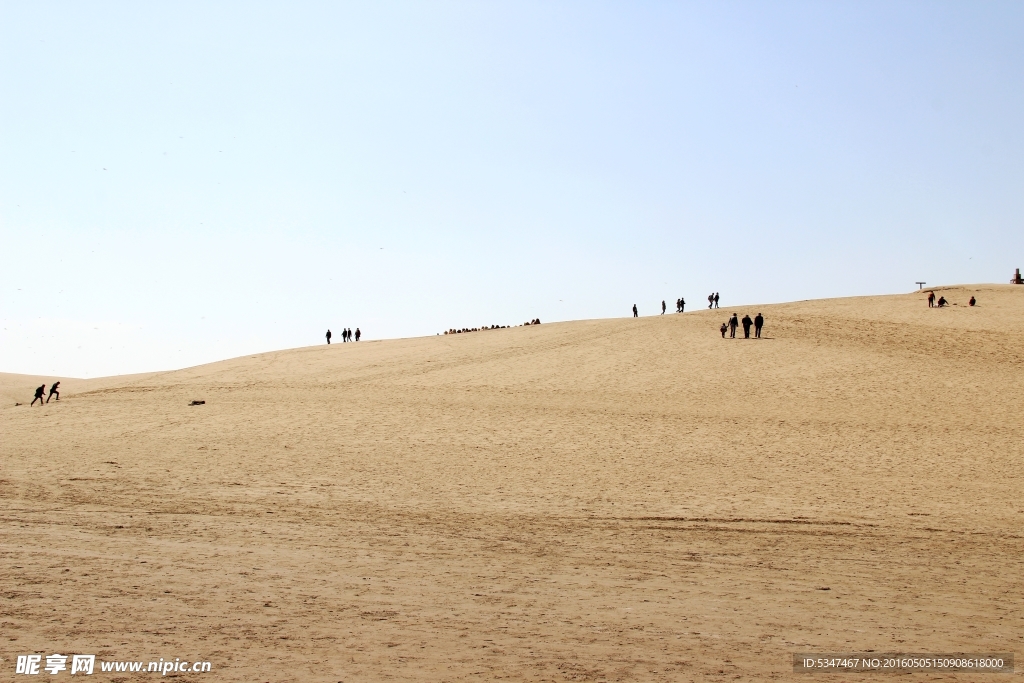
[2,284,1022,681]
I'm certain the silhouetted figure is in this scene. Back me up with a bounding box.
[680,297,685,312]
[728,313,738,338]
[326,329,332,344]
[969,296,976,306]
[937,296,948,307]
[754,313,764,338]
[708,294,713,309]
[662,300,666,315]
[928,291,935,308]
[676,298,681,313]
[720,322,728,338]
[345,328,351,342]
[714,292,720,309]
[46,382,60,403]
[741,314,753,338]
[355,328,361,341]
[633,304,638,318]
[31,384,45,406]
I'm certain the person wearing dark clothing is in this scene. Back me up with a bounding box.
[355,328,361,341]
[969,296,976,306]
[326,329,332,344]
[728,313,738,338]
[708,294,713,309]
[741,314,753,338]
[714,292,720,309]
[632,304,638,318]
[46,382,60,403]
[720,322,728,338]
[661,300,666,315]
[937,296,948,307]
[676,298,681,313]
[927,291,935,307]
[344,328,350,342]
[680,297,685,312]
[31,384,46,406]
[754,313,764,338]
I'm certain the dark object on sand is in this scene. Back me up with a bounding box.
[969,296,976,306]
[189,400,206,406]
[1012,268,1023,285]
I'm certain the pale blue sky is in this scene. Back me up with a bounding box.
[2,1,1022,376]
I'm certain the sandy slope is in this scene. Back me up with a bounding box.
[2,284,1022,682]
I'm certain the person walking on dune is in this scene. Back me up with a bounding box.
[708,293,713,309]
[662,300,666,315]
[728,313,738,338]
[326,329,332,344]
[355,328,361,341]
[680,297,685,312]
[754,313,764,338]
[720,322,728,338]
[928,291,935,308]
[46,381,60,402]
[31,384,46,406]
[633,304,638,318]
[741,314,753,339]
[714,292,720,309]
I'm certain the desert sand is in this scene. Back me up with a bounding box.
[2,284,1022,681]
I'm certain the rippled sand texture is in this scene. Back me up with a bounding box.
[3,284,1022,682]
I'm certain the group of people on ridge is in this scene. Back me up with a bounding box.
[326,328,359,344]
[444,319,538,334]
[660,299,687,314]
[720,313,764,339]
[927,291,976,308]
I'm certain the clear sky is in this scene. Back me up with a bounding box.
[2,1,1022,377]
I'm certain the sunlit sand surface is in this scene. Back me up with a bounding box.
[3,284,1022,681]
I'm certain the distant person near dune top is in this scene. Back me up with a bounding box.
[970,296,976,306]
[31,384,46,406]
[633,304,638,318]
[662,300,666,314]
[47,382,60,402]
[355,328,361,341]
[728,313,738,338]
[754,313,764,338]
[741,314,753,338]
[928,291,935,308]
[326,329,332,344]
[714,292,720,308]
